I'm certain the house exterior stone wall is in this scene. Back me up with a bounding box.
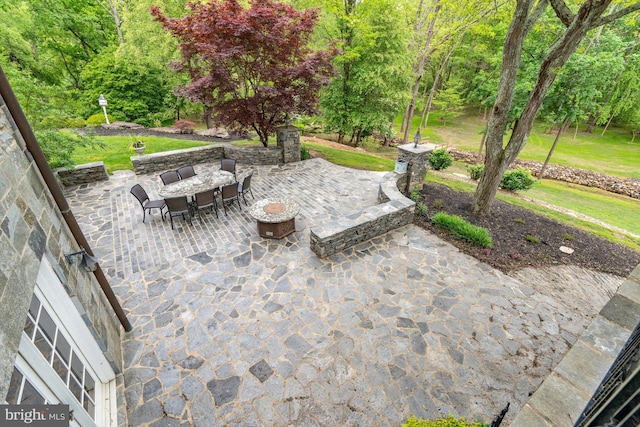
[310,172,415,257]
[0,101,123,400]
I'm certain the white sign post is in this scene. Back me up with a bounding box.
[98,94,110,125]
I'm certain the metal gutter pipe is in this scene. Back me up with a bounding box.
[0,65,132,332]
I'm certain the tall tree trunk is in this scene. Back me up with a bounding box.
[402,2,441,144]
[539,117,569,179]
[477,127,487,162]
[601,114,615,135]
[420,45,455,129]
[473,0,623,215]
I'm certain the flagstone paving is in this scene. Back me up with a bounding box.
[64,158,622,426]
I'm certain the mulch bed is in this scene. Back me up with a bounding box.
[78,126,250,143]
[413,182,640,277]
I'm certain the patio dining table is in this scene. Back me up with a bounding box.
[157,170,235,198]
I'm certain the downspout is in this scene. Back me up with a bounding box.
[0,66,132,332]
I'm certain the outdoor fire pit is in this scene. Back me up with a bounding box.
[249,197,299,239]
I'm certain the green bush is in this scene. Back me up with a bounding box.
[35,130,103,169]
[432,212,493,248]
[410,188,421,202]
[86,113,116,126]
[40,115,68,129]
[466,164,484,180]
[416,201,428,217]
[500,168,535,191]
[428,148,453,170]
[403,415,487,427]
[301,145,310,160]
[63,118,87,128]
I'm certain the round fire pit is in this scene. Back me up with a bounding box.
[248,198,300,239]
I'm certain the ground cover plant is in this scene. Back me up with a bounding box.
[414,181,640,276]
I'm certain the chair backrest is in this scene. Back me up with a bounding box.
[165,196,189,213]
[194,190,215,207]
[221,183,238,199]
[241,172,253,191]
[130,184,149,206]
[177,165,196,179]
[160,170,180,185]
[221,158,236,174]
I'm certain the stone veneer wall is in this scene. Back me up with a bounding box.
[0,101,123,399]
[131,144,282,175]
[310,172,415,258]
[55,161,109,186]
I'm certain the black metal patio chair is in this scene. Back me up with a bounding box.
[238,172,255,205]
[130,184,166,223]
[193,189,218,222]
[177,165,196,180]
[164,196,192,229]
[160,170,180,185]
[220,182,242,215]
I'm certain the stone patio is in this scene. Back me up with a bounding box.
[64,158,623,426]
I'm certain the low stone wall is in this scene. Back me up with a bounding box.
[223,145,282,165]
[132,144,283,174]
[450,148,640,200]
[310,172,415,258]
[56,162,109,186]
[132,145,226,174]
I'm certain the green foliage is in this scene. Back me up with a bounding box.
[428,148,453,171]
[87,113,116,126]
[525,234,541,243]
[300,145,310,160]
[466,164,484,180]
[403,415,486,427]
[432,212,493,248]
[563,233,575,241]
[513,218,526,224]
[35,130,102,169]
[415,201,428,217]
[320,0,411,145]
[410,188,421,202]
[499,168,535,191]
[80,49,171,124]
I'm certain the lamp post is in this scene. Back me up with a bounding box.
[98,94,110,125]
[413,129,421,148]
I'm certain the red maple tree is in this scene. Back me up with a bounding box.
[151,0,335,147]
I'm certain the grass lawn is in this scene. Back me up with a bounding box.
[72,136,213,173]
[302,141,395,171]
[424,111,640,179]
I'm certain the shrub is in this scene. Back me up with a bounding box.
[63,118,87,128]
[432,212,493,248]
[500,168,535,191]
[300,145,310,160]
[466,164,484,180]
[403,415,487,427]
[432,199,443,210]
[428,148,453,170]
[174,119,197,134]
[87,113,116,126]
[410,188,421,202]
[416,201,428,217]
[563,233,575,241]
[35,129,103,169]
[40,115,68,129]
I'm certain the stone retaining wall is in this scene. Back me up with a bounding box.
[310,172,415,258]
[450,148,640,200]
[223,145,282,165]
[131,145,226,174]
[55,161,109,186]
[131,144,283,174]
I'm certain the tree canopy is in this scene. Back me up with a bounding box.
[151,0,335,146]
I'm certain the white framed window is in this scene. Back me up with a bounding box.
[4,258,118,427]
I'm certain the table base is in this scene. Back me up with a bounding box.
[256,218,296,239]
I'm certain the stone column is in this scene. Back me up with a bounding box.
[397,143,436,193]
[276,126,301,164]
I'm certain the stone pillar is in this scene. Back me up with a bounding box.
[276,126,301,164]
[397,143,436,192]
